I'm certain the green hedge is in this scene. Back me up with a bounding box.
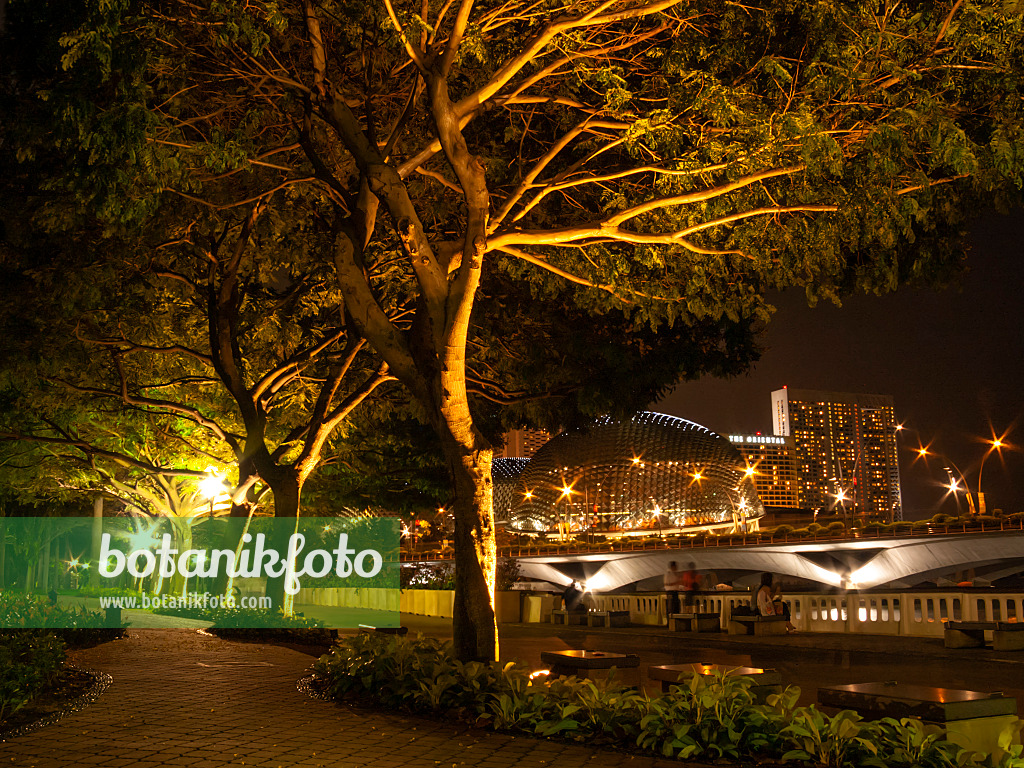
[314,635,1024,767]
[151,604,324,628]
[0,591,126,630]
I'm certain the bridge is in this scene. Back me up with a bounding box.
[514,529,1024,592]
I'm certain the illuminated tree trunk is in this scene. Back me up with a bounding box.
[168,521,192,599]
[90,495,103,587]
[435,413,497,662]
[261,470,302,614]
[0,513,5,589]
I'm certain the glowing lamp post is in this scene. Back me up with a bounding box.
[559,485,574,542]
[976,437,1005,515]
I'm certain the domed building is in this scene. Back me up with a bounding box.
[506,412,763,533]
[492,457,530,525]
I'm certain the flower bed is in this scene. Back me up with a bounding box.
[313,634,1024,767]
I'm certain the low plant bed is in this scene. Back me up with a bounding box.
[0,595,124,738]
[310,634,1024,768]
[152,604,325,629]
[0,665,109,740]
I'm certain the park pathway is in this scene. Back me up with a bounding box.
[0,630,675,768]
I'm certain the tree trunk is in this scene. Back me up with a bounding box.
[263,471,302,615]
[40,521,51,593]
[168,522,192,598]
[444,436,498,661]
[0,513,6,589]
[215,503,255,597]
[90,495,103,587]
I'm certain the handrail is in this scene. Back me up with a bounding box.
[400,517,1024,562]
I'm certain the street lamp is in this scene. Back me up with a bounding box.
[942,461,976,516]
[976,436,1007,515]
[944,468,964,516]
[831,485,849,523]
[559,485,574,542]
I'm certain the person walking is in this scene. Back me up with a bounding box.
[681,561,701,610]
[562,580,586,613]
[665,561,681,617]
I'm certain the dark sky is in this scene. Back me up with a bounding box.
[657,209,1024,518]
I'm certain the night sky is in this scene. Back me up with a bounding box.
[657,209,1024,519]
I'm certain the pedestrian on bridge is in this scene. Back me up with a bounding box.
[665,561,681,616]
[681,562,701,610]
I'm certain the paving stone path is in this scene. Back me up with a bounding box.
[0,630,676,768]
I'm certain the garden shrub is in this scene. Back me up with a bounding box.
[313,635,1002,768]
[865,716,962,768]
[0,592,126,629]
[637,672,789,760]
[0,631,66,722]
[496,558,520,591]
[780,707,879,767]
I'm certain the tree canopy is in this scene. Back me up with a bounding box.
[2,0,1023,659]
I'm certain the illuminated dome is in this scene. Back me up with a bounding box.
[493,457,529,525]
[507,412,764,533]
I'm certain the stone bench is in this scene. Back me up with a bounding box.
[540,649,640,684]
[668,612,720,632]
[728,614,788,635]
[944,620,1024,651]
[550,609,588,626]
[587,610,630,628]
[994,622,1024,651]
[649,663,782,702]
[818,681,1019,756]
[944,620,994,648]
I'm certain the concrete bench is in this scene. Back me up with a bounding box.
[944,620,994,648]
[994,622,1024,651]
[550,609,587,626]
[587,610,630,628]
[668,612,720,632]
[649,663,782,702]
[944,620,1024,650]
[728,614,788,635]
[818,681,1019,756]
[540,649,640,685]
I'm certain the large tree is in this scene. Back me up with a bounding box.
[4,0,1023,659]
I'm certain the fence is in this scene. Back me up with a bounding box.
[379,587,1024,638]
[557,590,1024,638]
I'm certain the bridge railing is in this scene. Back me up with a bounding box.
[400,517,1024,562]
[578,590,1024,637]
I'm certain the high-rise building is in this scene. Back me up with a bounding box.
[495,428,551,459]
[771,387,902,520]
[728,434,801,508]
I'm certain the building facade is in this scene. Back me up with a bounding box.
[496,428,551,459]
[727,434,801,508]
[771,387,902,520]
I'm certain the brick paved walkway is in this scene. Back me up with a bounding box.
[0,630,675,768]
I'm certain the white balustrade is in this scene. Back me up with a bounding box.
[309,588,1024,637]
